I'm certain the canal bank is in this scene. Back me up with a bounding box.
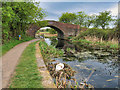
[35,42,56,88]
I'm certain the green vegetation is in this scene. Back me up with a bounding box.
[2,1,46,43]
[72,28,119,51]
[9,41,43,88]
[1,35,34,56]
[59,12,77,23]
[96,11,113,29]
[59,11,117,29]
[36,20,49,28]
[39,40,64,64]
[74,28,118,41]
[47,28,57,34]
[72,39,119,51]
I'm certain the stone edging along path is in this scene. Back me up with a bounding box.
[35,42,56,88]
[2,39,40,89]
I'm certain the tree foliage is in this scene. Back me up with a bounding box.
[59,12,77,24]
[59,11,116,30]
[96,11,113,29]
[84,15,95,28]
[74,11,87,26]
[2,1,46,43]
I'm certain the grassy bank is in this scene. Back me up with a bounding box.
[71,28,119,53]
[76,28,118,41]
[72,39,119,54]
[1,35,34,56]
[9,41,43,88]
[39,39,64,64]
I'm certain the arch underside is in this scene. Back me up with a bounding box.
[47,25,64,39]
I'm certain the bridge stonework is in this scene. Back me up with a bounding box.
[26,20,83,39]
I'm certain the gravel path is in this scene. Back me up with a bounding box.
[2,39,39,88]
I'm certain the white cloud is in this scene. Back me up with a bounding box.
[107,4,118,16]
[88,12,99,16]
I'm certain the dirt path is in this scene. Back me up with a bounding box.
[2,39,39,89]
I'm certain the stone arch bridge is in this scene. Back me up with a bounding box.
[26,20,86,39]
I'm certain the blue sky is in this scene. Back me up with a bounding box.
[34,0,119,29]
[39,2,118,21]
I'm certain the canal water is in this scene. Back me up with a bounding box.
[44,38,119,88]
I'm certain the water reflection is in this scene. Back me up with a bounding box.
[44,38,119,88]
[56,38,64,48]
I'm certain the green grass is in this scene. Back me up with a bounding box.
[1,36,34,56]
[9,41,43,88]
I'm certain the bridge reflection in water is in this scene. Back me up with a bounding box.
[56,38,64,48]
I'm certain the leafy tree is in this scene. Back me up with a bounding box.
[59,12,77,24]
[96,11,113,29]
[2,1,46,43]
[84,15,95,28]
[89,14,100,28]
[74,11,87,27]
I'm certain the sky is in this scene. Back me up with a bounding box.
[35,0,119,29]
[39,2,118,21]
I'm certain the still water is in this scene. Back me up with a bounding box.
[45,38,119,88]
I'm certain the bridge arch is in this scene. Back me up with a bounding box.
[47,25,64,39]
[26,20,82,39]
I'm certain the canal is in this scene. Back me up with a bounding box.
[44,37,119,88]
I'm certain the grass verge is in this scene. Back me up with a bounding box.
[1,36,34,56]
[9,41,43,88]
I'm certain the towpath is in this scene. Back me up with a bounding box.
[2,39,39,89]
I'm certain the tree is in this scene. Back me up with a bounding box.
[74,11,87,27]
[2,1,46,43]
[59,12,77,24]
[84,15,95,28]
[96,11,113,29]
